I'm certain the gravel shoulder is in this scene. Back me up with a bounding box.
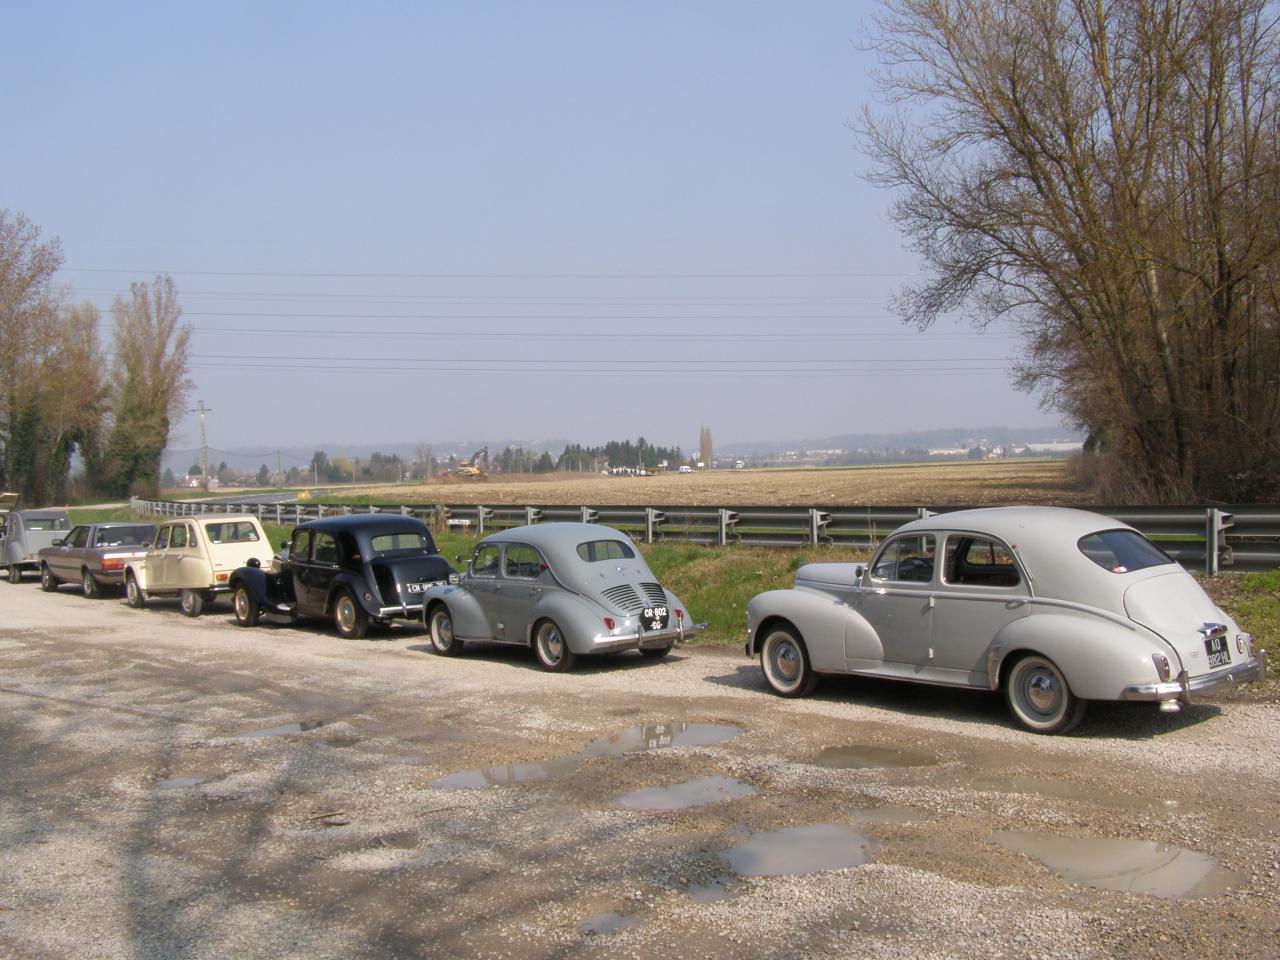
[1,583,1277,959]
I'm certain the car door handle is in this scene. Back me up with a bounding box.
[529,586,541,595]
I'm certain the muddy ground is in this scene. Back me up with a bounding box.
[1,583,1277,960]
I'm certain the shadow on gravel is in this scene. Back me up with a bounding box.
[404,641,690,675]
[705,663,1224,739]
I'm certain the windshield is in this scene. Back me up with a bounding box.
[24,516,69,531]
[369,531,436,556]
[1078,529,1173,574]
[94,525,155,547]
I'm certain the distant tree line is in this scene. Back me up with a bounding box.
[0,210,191,503]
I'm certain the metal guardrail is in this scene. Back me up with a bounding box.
[129,498,1280,574]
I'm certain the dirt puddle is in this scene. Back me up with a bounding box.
[810,744,936,769]
[614,776,755,811]
[433,722,742,790]
[990,831,1242,897]
[722,824,875,877]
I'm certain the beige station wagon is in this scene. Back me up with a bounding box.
[124,515,270,616]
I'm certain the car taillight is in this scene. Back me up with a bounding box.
[675,609,684,621]
[603,617,616,630]
[1152,654,1171,682]
[100,559,124,572]
[215,572,229,583]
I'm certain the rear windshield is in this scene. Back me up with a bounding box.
[203,520,260,544]
[370,531,436,556]
[95,525,155,547]
[576,539,636,562]
[1078,529,1173,574]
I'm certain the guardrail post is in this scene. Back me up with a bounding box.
[645,508,664,543]
[581,506,598,524]
[477,506,492,535]
[317,504,325,519]
[1206,508,1234,575]
[809,509,830,545]
[718,509,739,547]
[526,506,542,525]
[917,507,936,520]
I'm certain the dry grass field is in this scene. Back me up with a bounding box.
[355,459,1091,507]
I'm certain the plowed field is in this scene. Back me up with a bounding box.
[360,459,1088,507]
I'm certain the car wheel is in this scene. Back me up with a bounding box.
[81,568,99,598]
[126,572,146,609]
[1004,654,1087,734]
[40,564,58,592]
[233,585,260,627]
[428,605,463,656]
[333,589,369,640]
[534,619,576,672]
[7,564,21,584]
[639,644,673,660]
[180,588,205,618]
[759,624,818,697]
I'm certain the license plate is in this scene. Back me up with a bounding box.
[640,605,670,632]
[1204,633,1232,668]
[406,581,439,594]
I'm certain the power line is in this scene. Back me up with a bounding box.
[179,326,1013,342]
[63,267,920,280]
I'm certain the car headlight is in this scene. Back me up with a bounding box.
[448,571,460,585]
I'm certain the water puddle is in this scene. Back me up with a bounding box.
[433,722,743,790]
[810,745,935,769]
[155,775,207,790]
[579,912,637,936]
[974,776,1187,812]
[685,876,735,902]
[324,736,361,749]
[615,776,755,811]
[990,831,1242,898]
[721,824,875,877]
[233,719,327,740]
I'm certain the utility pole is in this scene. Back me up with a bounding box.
[192,401,213,491]
[276,450,282,483]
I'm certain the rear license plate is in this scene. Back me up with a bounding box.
[640,605,670,632]
[406,581,438,594]
[1204,633,1232,668]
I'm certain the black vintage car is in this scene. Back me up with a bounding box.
[228,514,456,639]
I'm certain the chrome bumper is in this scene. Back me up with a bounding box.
[377,602,425,619]
[591,621,707,652]
[1120,651,1266,703]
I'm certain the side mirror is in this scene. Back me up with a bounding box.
[52,538,65,547]
[853,563,867,581]
[280,539,289,550]
[247,557,261,569]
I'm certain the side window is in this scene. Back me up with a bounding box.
[871,535,937,583]
[504,544,544,579]
[471,544,501,577]
[313,533,339,565]
[67,526,90,548]
[155,527,172,550]
[945,536,1021,588]
[170,525,190,549]
[291,530,313,562]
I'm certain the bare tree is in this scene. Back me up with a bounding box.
[862,0,1280,501]
[699,425,714,468]
[103,275,192,496]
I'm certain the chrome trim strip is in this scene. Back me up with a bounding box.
[377,603,424,617]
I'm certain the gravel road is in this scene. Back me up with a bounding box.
[1,583,1277,959]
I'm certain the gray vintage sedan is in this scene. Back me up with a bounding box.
[746,507,1265,733]
[421,523,704,671]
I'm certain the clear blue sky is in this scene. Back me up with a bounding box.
[2,1,1064,460]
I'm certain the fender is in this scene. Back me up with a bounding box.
[325,573,381,618]
[124,558,154,592]
[421,584,492,639]
[228,566,286,608]
[989,611,1174,700]
[747,588,871,674]
[527,591,611,654]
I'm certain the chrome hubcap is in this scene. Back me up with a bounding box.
[1024,670,1059,714]
[337,599,355,631]
[434,614,453,647]
[235,590,249,618]
[770,639,800,682]
[542,627,563,661]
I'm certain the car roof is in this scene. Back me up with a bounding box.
[91,520,156,528]
[899,506,1129,543]
[16,510,70,520]
[297,513,430,533]
[480,522,632,549]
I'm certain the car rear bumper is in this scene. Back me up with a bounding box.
[1120,651,1266,702]
[376,602,424,619]
[590,621,706,652]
